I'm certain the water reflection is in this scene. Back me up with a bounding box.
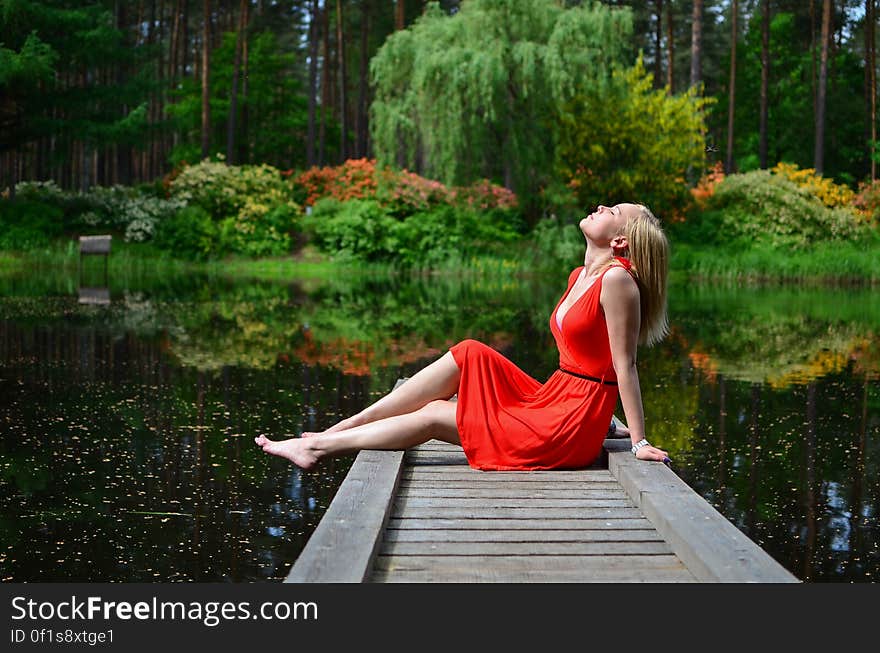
[0,269,878,582]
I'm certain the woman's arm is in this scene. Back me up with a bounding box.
[601,267,669,462]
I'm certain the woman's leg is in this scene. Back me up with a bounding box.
[305,351,461,436]
[256,399,459,469]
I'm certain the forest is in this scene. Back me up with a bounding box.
[2,0,880,278]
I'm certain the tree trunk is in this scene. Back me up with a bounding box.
[336,0,348,162]
[395,0,405,30]
[867,0,877,180]
[814,0,831,175]
[654,0,663,88]
[182,0,190,77]
[239,2,250,165]
[873,0,877,181]
[319,3,330,164]
[307,0,320,166]
[810,0,817,128]
[116,0,132,185]
[665,0,674,93]
[169,0,182,81]
[355,0,370,157]
[690,0,702,88]
[759,0,770,169]
[201,0,212,160]
[726,0,738,174]
[226,0,247,164]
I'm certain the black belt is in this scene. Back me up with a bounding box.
[558,367,618,386]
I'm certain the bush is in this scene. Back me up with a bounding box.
[292,159,520,219]
[0,199,64,250]
[302,197,524,265]
[527,217,584,270]
[557,57,712,220]
[219,200,299,258]
[169,158,294,221]
[303,199,398,262]
[771,162,855,208]
[165,159,301,259]
[14,180,183,241]
[852,179,880,222]
[153,205,220,260]
[693,169,866,249]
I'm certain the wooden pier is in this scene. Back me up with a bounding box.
[286,380,799,583]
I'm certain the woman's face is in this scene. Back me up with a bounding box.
[579,203,637,244]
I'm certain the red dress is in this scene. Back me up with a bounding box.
[449,258,630,470]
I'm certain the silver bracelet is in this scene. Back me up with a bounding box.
[631,439,650,455]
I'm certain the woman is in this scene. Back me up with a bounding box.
[255,202,670,469]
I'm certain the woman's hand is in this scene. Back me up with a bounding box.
[635,443,670,463]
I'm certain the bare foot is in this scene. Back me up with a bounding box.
[254,434,320,470]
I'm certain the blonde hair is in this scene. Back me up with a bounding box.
[624,204,669,346]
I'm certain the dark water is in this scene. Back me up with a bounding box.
[0,265,877,582]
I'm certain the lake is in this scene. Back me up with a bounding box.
[0,262,877,582]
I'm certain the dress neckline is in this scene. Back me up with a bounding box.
[555,268,597,331]
[554,258,632,332]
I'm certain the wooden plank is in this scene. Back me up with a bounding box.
[285,448,405,582]
[370,555,696,583]
[395,497,633,508]
[391,506,645,519]
[379,541,674,556]
[286,377,410,582]
[387,517,657,530]
[384,529,664,543]
[397,487,630,499]
[402,468,615,479]
[606,445,799,583]
[406,452,468,464]
[417,441,466,451]
[399,476,629,488]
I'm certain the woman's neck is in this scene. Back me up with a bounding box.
[582,246,615,278]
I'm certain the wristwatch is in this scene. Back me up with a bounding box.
[631,439,650,455]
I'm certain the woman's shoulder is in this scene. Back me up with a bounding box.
[601,264,639,297]
[567,266,584,284]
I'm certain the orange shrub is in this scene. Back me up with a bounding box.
[293,159,518,214]
[690,161,725,210]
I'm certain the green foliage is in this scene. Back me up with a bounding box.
[169,158,294,221]
[153,205,220,261]
[167,31,312,169]
[370,0,634,220]
[557,57,711,219]
[0,1,150,157]
[302,197,522,266]
[303,199,401,262]
[166,158,300,260]
[671,238,880,283]
[15,179,183,242]
[673,169,871,254]
[718,10,866,184]
[526,217,584,273]
[219,202,298,258]
[0,199,63,250]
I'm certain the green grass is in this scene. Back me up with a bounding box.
[4,234,880,286]
[0,239,526,287]
[670,239,880,284]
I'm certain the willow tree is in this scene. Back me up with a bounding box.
[369,0,632,216]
